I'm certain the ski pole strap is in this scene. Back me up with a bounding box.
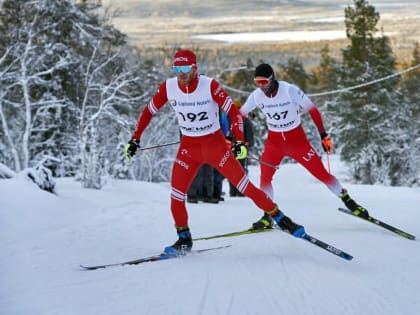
[139,141,180,151]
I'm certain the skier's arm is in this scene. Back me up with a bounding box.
[290,84,326,134]
[290,84,332,153]
[239,93,258,118]
[132,81,168,140]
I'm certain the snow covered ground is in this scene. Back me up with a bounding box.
[1,155,419,315]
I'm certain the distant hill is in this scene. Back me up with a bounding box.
[100,0,419,63]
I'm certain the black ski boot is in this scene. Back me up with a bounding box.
[340,189,369,219]
[164,227,193,256]
[251,213,274,230]
[272,211,305,238]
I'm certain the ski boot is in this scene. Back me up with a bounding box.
[340,189,369,219]
[164,226,193,257]
[272,211,305,238]
[251,213,274,230]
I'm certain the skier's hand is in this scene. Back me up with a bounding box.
[124,139,140,159]
[320,132,333,154]
[232,141,247,160]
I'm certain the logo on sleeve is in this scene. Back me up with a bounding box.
[213,84,225,98]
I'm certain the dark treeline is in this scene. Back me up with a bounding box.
[0,0,419,188]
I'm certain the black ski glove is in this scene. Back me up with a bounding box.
[124,139,140,159]
[232,141,248,160]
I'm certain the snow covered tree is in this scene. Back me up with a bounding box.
[109,49,176,183]
[397,43,420,186]
[309,45,341,154]
[0,0,75,173]
[0,0,156,188]
[130,104,180,183]
[75,41,141,188]
[330,0,402,185]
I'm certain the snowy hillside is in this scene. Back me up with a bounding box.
[1,156,419,315]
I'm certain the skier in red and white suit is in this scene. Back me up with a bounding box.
[240,63,369,230]
[124,51,305,255]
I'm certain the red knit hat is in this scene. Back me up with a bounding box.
[173,49,196,66]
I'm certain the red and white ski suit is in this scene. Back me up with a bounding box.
[240,81,343,199]
[132,74,277,228]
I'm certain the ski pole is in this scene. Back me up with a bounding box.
[248,155,279,170]
[139,141,180,151]
[326,153,331,173]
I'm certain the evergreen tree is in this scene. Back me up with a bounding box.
[309,45,340,149]
[397,43,420,186]
[279,57,309,91]
[332,0,401,185]
[401,43,420,118]
[220,58,255,102]
[310,45,339,93]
